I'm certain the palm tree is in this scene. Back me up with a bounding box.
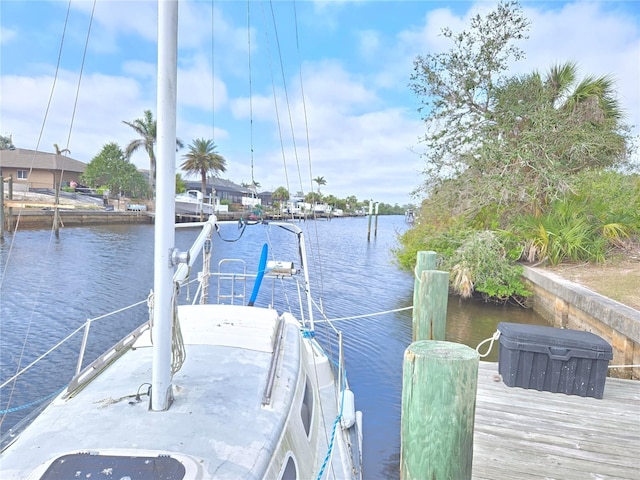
[544,62,622,122]
[53,143,70,155]
[313,176,326,194]
[272,186,290,211]
[181,139,227,220]
[123,110,184,199]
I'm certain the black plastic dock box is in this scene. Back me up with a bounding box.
[497,322,613,399]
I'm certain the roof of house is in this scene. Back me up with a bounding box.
[185,177,254,195]
[0,148,87,173]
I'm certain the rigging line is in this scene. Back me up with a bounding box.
[211,0,215,140]
[0,0,78,428]
[0,299,149,391]
[284,10,326,309]
[0,2,73,245]
[285,0,327,306]
[263,225,294,314]
[259,3,291,197]
[57,0,96,195]
[246,1,255,187]
[313,306,414,325]
[268,0,305,199]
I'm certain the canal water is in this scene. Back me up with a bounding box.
[0,215,549,478]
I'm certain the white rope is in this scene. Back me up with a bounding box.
[171,282,186,375]
[608,364,640,369]
[312,306,413,325]
[476,330,501,358]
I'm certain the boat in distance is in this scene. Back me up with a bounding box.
[175,190,215,216]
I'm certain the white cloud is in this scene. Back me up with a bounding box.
[0,26,17,44]
[2,1,636,206]
[521,2,640,132]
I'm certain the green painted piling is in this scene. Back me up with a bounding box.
[401,341,479,480]
[413,267,449,341]
[412,251,437,310]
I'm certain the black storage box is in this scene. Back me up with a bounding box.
[498,322,613,399]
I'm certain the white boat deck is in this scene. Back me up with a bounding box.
[1,306,300,479]
[473,362,640,479]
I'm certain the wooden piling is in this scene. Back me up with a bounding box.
[367,200,373,241]
[374,202,379,237]
[7,175,13,231]
[0,174,4,237]
[412,251,437,309]
[401,341,479,480]
[413,267,449,341]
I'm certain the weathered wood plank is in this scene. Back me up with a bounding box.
[473,362,640,480]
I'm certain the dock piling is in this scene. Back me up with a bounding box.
[401,341,479,480]
[412,251,448,341]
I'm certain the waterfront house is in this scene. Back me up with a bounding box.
[184,177,262,209]
[0,148,85,192]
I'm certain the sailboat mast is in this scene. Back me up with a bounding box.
[151,0,179,412]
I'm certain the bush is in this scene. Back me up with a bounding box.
[443,231,531,303]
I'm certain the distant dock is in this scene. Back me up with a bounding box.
[473,362,639,479]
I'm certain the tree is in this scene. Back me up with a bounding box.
[313,176,326,194]
[482,63,629,213]
[81,142,147,198]
[0,135,14,150]
[123,110,184,199]
[176,173,186,194]
[345,195,358,211]
[272,186,290,210]
[410,1,632,220]
[410,0,530,191]
[241,180,261,197]
[180,138,227,219]
[304,191,321,204]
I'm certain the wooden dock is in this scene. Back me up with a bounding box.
[473,362,640,479]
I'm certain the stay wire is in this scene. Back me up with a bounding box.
[291,0,326,304]
[58,0,96,194]
[211,0,215,141]
[259,3,291,199]
[0,0,95,428]
[247,1,255,187]
[268,0,305,200]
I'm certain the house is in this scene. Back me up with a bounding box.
[184,177,261,208]
[258,191,273,208]
[0,148,86,192]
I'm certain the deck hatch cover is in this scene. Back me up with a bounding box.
[39,453,186,480]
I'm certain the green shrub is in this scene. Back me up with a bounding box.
[443,231,531,303]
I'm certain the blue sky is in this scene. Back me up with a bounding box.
[1,1,638,206]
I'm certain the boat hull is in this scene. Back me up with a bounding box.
[175,200,214,215]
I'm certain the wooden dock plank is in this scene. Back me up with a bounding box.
[473,362,640,480]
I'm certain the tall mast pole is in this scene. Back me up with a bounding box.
[151,0,179,411]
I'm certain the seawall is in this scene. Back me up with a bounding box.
[3,210,152,230]
[522,266,640,380]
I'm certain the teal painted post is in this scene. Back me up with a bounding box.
[414,270,449,341]
[412,251,437,311]
[401,341,479,480]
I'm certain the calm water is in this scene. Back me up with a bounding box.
[0,216,549,478]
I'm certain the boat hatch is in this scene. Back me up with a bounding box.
[38,453,186,480]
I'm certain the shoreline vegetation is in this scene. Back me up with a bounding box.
[396,1,639,305]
